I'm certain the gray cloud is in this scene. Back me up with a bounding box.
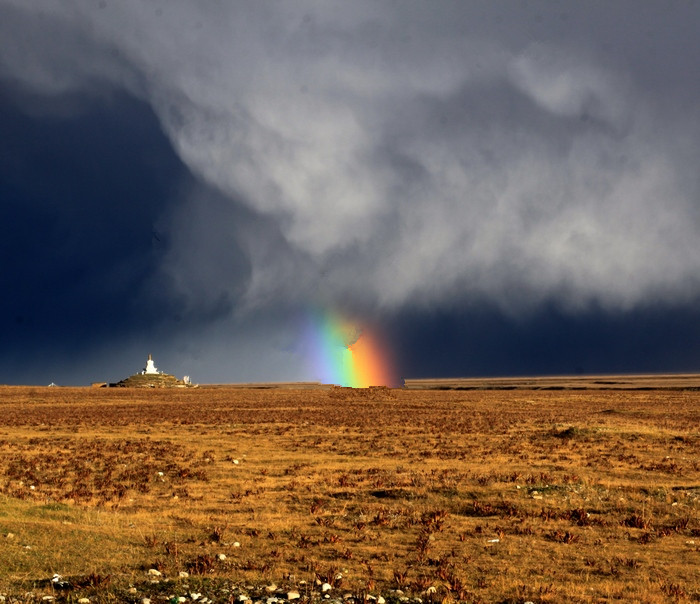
[3,0,700,320]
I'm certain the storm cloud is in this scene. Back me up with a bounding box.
[2,1,700,383]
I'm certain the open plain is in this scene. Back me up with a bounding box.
[0,378,698,603]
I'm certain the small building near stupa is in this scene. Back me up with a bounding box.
[111,354,195,388]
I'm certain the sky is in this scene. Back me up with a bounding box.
[2,0,700,385]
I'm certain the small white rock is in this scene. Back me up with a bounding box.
[287,592,301,600]
[218,553,227,561]
[42,597,54,602]
[321,583,332,592]
[233,459,240,465]
[178,571,189,578]
[238,595,249,602]
[141,599,151,604]
[265,584,278,592]
[233,541,241,548]
[378,597,385,604]
[487,538,500,543]
[78,599,90,604]
[128,587,138,594]
[177,598,186,603]
[147,568,162,577]
[190,594,201,601]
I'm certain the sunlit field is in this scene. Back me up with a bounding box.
[0,379,698,603]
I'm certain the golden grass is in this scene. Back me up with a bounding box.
[0,382,697,603]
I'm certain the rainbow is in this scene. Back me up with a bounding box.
[305,309,398,387]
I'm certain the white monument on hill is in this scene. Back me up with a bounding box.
[143,354,159,375]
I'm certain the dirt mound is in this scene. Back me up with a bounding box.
[113,373,189,388]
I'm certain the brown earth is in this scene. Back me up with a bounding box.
[0,379,698,603]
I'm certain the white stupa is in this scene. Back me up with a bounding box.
[144,353,159,375]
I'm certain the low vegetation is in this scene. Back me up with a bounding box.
[0,381,698,603]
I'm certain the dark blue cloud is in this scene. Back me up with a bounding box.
[0,90,187,363]
[388,303,700,379]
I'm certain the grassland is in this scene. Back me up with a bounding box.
[0,379,698,603]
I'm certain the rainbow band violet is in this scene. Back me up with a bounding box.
[306,309,398,388]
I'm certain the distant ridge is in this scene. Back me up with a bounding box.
[404,373,700,391]
[200,381,326,389]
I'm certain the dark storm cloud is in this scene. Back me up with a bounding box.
[0,89,190,381]
[386,303,700,379]
[1,1,700,382]
[3,0,700,310]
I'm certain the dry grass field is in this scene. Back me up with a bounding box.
[0,379,698,603]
